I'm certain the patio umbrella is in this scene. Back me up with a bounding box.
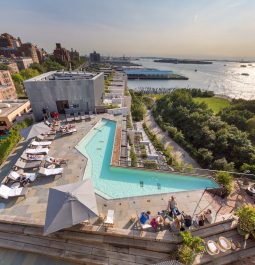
[44,179,98,235]
[20,122,51,140]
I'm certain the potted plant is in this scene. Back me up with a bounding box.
[178,231,205,265]
[235,204,255,240]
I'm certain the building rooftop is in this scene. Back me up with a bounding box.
[0,100,29,116]
[24,71,101,82]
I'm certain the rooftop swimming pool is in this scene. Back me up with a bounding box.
[76,119,218,199]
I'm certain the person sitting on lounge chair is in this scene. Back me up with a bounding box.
[155,214,164,230]
[198,214,205,226]
[204,209,213,224]
[45,156,68,166]
[182,213,192,228]
[139,211,151,225]
[170,217,181,232]
[150,218,158,231]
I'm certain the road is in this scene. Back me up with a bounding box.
[144,110,201,168]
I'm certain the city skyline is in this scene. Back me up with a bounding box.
[1,0,255,59]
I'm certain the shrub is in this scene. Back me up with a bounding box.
[235,204,255,237]
[178,231,204,265]
[213,158,235,171]
[0,118,33,165]
[215,172,234,196]
[143,160,158,169]
[181,231,205,254]
[140,149,147,159]
[178,245,194,265]
[130,145,137,167]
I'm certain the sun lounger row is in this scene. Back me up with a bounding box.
[65,112,95,123]
[0,167,64,199]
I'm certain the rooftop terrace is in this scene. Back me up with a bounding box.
[0,100,30,116]
[0,114,254,264]
[24,71,100,82]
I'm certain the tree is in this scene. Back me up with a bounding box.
[197,148,213,167]
[215,171,234,196]
[153,89,255,171]
[0,64,8,70]
[20,68,40,80]
[42,59,65,71]
[130,91,146,121]
[212,158,235,171]
[29,63,45,73]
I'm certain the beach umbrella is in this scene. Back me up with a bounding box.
[44,179,98,235]
[20,122,51,140]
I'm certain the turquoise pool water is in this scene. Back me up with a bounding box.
[76,119,218,199]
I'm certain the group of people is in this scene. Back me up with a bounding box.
[42,107,59,121]
[139,196,213,232]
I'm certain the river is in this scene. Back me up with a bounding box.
[128,58,255,99]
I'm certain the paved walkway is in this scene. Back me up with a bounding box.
[144,110,200,168]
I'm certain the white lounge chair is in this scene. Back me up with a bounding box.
[7,171,37,182]
[25,148,49,155]
[104,210,114,228]
[36,134,55,141]
[14,159,41,170]
[0,184,27,199]
[74,112,81,122]
[31,141,52,146]
[21,153,45,161]
[38,167,63,176]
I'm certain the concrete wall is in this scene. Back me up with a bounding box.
[107,107,128,116]
[24,73,104,121]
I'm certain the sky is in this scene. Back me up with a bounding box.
[1,0,255,59]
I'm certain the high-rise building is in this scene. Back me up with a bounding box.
[0,70,17,100]
[90,51,100,63]
[70,48,80,61]
[53,43,70,65]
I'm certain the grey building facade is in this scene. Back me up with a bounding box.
[24,71,104,121]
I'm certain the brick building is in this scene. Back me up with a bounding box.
[0,70,17,100]
[18,43,39,63]
[0,57,19,73]
[0,33,45,64]
[0,33,21,49]
[53,43,70,65]
[16,57,33,70]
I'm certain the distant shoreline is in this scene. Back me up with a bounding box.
[154,59,213,65]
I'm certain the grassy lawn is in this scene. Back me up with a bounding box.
[194,97,230,113]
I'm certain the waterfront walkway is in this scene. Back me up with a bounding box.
[144,110,201,168]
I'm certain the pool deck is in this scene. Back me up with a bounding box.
[1,114,255,264]
[0,114,253,231]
